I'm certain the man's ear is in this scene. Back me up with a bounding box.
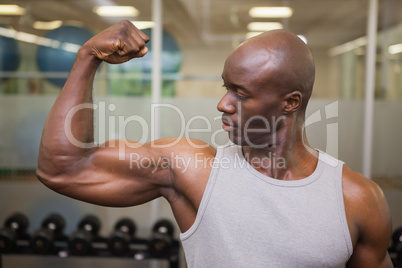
[283,91,302,114]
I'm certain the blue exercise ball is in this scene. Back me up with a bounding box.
[108,28,182,96]
[0,24,21,83]
[36,25,93,88]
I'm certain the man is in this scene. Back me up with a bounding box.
[36,20,392,267]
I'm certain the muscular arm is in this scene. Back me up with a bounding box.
[343,167,393,268]
[36,21,185,207]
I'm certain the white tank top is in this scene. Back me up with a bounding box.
[180,145,353,267]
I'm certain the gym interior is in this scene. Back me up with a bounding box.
[0,0,402,267]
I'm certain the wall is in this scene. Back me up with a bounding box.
[1,96,402,236]
[1,25,401,268]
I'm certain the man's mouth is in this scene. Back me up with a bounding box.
[221,116,236,131]
[222,121,232,131]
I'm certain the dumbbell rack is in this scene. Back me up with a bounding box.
[0,236,180,268]
[0,213,180,268]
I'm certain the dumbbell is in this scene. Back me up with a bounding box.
[108,218,136,256]
[391,228,402,264]
[69,214,101,256]
[148,219,175,258]
[31,213,66,254]
[0,213,29,253]
[392,228,402,247]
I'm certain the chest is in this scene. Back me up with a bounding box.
[185,174,353,267]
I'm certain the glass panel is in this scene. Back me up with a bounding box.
[371,0,402,192]
[0,0,401,189]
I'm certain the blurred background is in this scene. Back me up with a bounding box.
[0,0,401,267]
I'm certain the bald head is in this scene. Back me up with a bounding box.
[225,30,315,110]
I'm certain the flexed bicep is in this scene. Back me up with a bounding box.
[42,140,173,207]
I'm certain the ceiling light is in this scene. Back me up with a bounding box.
[0,5,26,15]
[0,26,81,52]
[15,32,38,44]
[328,37,367,56]
[33,20,63,30]
[388,43,402,55]
[0,26,16,38]
[94,6,139,17]
[247,22,283,32]
[246,32,263,39]
[131,21,155,30]
[297,35,307,44]
[249,7,293,18]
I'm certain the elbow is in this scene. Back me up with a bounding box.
[36,144,94,192]
[35,167,52,186]
[35,162,63,190]
[36,163,74,195]
[35,154,75,190]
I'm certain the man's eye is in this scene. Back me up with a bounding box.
[238,94,248,100]
[222,84,247,100]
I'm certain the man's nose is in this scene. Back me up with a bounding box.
[217,92,236,114]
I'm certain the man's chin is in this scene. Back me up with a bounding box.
[228,134,272,148]
[227,133,242,145]
[227,135,252,147]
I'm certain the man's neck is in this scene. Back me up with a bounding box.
[241,130,318,181]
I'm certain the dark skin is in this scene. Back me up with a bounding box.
[36,20,392,267]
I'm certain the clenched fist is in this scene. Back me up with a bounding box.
[81,20,150,64]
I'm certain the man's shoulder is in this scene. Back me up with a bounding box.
[149,137,217,176]
[341,168,392,266]
[342,165,390,236]
[342,165,385,204]
[156,138,217,214]
[145,137,217,157]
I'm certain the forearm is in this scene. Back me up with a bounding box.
[38,47,102,176]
